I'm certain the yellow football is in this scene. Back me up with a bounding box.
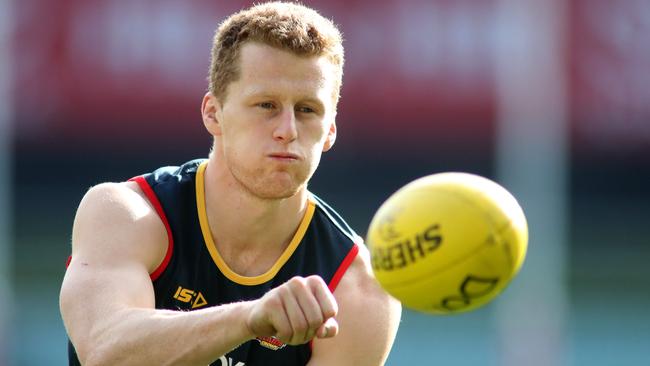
[366,172,528,314]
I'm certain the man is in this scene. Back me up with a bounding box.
[60,2,401,365]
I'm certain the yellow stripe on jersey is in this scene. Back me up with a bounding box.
[195,161,315,286]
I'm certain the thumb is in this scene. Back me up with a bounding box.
[315,317,339,339]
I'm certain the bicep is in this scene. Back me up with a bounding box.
[308,249,402,366]
[60,183,167,350]
[61,257,156,336]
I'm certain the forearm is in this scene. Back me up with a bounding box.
[81,302,255,366]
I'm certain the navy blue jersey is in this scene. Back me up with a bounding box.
[68,159,360,366]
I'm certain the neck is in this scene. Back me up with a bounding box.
[202,154,308,256]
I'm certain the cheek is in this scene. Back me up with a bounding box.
[220,132,246,164]
[306,122,330,143]
[224,138,253,165]
[306,142,325,167]
[223,122,255,151]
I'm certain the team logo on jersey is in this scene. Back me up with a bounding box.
[173,286,208,309]
[255,336,287,350]
[216,356,245,366]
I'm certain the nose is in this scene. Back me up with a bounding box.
[272,108,298,143]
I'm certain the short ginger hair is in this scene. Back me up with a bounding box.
[208,2,345,103]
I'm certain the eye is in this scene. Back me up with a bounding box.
[296,105,316,114]
[258,102,275,110]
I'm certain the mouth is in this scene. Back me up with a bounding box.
[268,152,300,161]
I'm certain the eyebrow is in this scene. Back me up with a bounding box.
[243,88,326,107]
[298,98,325,111]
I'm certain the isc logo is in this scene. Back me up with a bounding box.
[173,286,208,309]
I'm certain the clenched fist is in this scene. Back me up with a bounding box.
[246,276,339,345]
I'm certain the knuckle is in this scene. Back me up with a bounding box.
[276,284,290,296]
[265,292,284,310]
[306,275,324,287]
[273,283,292,302]
[288,276,308,292]
[289,276,307,285]
[289,276,304,283]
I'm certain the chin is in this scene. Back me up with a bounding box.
[252,184,302,200]
[231,164,311,200]
[241,173,304,200]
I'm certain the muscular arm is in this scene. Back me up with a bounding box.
[60,183,338,365]
[308,244,402,366]
[60,182,256,365]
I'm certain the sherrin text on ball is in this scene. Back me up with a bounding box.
[366,172,528,314]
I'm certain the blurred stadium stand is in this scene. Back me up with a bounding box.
[5,0,650,364]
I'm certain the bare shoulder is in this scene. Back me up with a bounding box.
[70,181,167,273]
[334,243,401,317]
[309,243,402,366]
[61,181,169,359]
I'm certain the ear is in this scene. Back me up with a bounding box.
[322,121,337,152]
[201,92,223,136]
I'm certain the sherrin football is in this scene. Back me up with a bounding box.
[366,173,528,314]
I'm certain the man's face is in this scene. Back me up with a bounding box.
[206,42,338,199]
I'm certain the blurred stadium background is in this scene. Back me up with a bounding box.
[1,0,649,364]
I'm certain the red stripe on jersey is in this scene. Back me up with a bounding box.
[309,243,360,351]
[66,255,72,268]
[129,175,174,281]
[328,243,359,293]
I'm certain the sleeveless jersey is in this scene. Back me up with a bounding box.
[68,159,360,365]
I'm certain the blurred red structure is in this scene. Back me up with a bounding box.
[11,0,650,154]
[569,0,650,154]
